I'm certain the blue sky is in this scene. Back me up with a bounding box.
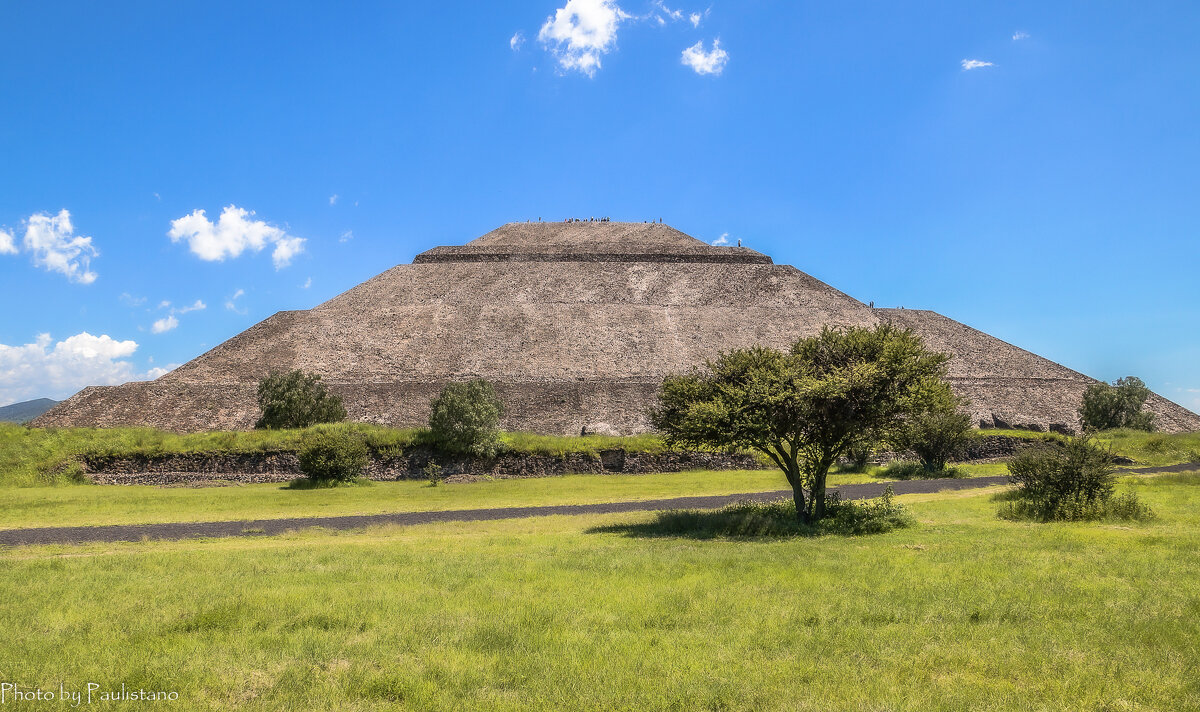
[1,0,1197,411]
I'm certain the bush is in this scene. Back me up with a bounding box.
[842,441,873,472]
[423,462,444,487]
[255,370,347,430]
[820,485,916,535]
[297,427,369,483]
[998,490,1154,522]
[1007,437,1115,504]
[1079,376,1155,433]
[1001,436,1153,522]
[880,460,962,480]
[890,399,971,473]
[428,380,504,456]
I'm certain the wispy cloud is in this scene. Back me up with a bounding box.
[510,31,525,51]
[119,293,147,307]
[225,289,247,315]
[711,233,729,246]
[301,277,312,289]
[538,0,629,77]
[682,39,728,75]
[1012,31,1029,41]
[329,194,339,206]
[168,205,305,269]
[339,230,354,243]
[961,59,994,71]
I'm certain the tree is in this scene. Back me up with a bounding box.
[889,384,972,473]
[1079,376,1155,433]
[254,370,347,430]
[652,325,952,523]
[428,379,504,456]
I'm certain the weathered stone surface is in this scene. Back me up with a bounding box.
[34,221,1200,434]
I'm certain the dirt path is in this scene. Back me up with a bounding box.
[1,463,1193,548]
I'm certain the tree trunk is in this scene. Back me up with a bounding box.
[810,460,833,521]
[791,480,809,524]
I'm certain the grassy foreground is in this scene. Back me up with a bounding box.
[1,474,1198,711]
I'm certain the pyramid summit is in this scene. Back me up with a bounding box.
[34,221,1200,434]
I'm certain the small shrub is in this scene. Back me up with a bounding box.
[842,442,873,472]
[1007,437,1115,504]
[1079,376,1155,433]
[881,460,962,480]
[297,427,369,483]
[1001,436,1153,522]
[428,380,504,456]
[423,462,444,487]
[820,485,916,535]
[255,370,347,430]
[998,490,1154,522]
[891,406,972,473]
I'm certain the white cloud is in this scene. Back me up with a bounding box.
[302,277,312,289]
[0,332,158,404]
[151,315,179,334]
[339,230,354,243]
[158,300,172,309]
[18,210,99,284]
[711,233,729,245]
[961,59,994,70]
[1012,31,1029,41]
[329,194,339,205]
[689,12,702,27]
[143,364,178,380]
[177,299,206,314]
[681,39,728,75]
[538,0,629,76]
[225,288,247,314]
[0,228,17,255]
[167,205,305,269]
[510,32,525,51]
[119,293,147,307]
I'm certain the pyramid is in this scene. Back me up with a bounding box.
[34,221,1200,434]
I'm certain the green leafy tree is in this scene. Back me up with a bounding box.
[428,379,504,456]
[652,325,952,523]
[1079,376,1155,433]
[889,385,972,473]
[255,370,347,430]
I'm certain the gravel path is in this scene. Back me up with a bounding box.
[2,463,1194,548]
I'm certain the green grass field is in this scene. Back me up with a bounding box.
[0,464,1010,531]
[1,473,1197,711]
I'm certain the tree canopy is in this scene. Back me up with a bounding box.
[255,370,347,430]
[1079,376,1155,433]
[652,324,953,522]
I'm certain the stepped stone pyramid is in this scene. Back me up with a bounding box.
[35,221,1200,434]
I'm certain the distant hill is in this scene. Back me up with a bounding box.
[0,398,59,424]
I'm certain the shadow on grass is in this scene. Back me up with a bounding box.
[282,476,373,490]
[587,495,915,540]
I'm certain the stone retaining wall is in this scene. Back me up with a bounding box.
[82,448,763,486]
